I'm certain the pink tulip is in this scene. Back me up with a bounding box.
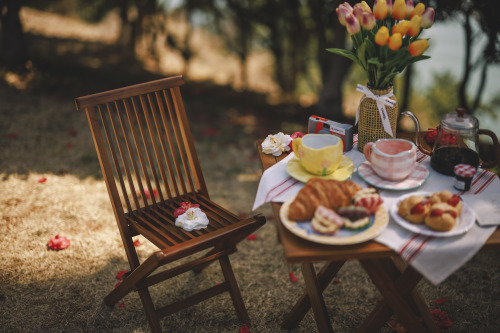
[421,7,435,28]
[405,0,414,18]
[345,13,361,34]
[361,11,376,30]
[353,4,365,22]
[336,3,353,26]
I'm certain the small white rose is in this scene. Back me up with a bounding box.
[175,207,209,231]
[261,132,291,156]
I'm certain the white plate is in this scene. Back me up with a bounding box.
[357,161,429,191]
[390,191,475,237]
[279,195,389,245]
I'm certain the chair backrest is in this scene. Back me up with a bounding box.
[75,76,208,220]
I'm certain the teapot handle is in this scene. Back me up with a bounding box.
[478,129,500,169]
[400,111,432,155]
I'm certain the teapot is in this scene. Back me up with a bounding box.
[402,108,499,176]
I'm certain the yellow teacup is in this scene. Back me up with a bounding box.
[292,134,343,176]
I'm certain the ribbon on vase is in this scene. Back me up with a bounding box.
[356,84,396,137]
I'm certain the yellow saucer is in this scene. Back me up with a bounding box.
[286,155,354,182]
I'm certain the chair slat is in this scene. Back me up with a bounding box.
[171,86,208,196]
[99,105,132,212]
[163,89,193,194]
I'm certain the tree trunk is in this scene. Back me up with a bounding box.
[0,0,27,72]
[458,12,472,111]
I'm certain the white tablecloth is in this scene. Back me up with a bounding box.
[253,135,499,285]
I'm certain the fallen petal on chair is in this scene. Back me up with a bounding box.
[47,235,70,250]
[289,272,298,283]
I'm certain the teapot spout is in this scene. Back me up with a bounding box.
[400,111,432,155]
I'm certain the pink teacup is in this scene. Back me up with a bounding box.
[363,139,417,181]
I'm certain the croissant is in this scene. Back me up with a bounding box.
[288,178,362,221]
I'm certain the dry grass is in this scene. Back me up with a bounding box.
[1,8,499,333]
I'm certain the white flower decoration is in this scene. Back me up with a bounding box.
[261,132,292,156]
[175,207,209,231]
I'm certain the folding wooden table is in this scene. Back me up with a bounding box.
[256,139,500,333]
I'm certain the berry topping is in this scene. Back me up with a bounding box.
[430,209,444,217]
[411,202,427,214]
[447,195,460,207]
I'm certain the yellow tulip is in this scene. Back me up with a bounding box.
[392,20,410,35]
[375,26,390,46]
[388,33,402,50]
[408,39,429,56]
[410,3,425,18]
[392,0,406,20]
[407,15,422,37]
[360,1,372,13]
[374,0,388,20]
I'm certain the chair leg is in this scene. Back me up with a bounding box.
[218,255,251,325]
[137,287,162,333]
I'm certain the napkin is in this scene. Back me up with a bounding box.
[462,192,500,226]
[252,152,302,211]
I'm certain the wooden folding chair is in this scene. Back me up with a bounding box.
[75,75,266,332]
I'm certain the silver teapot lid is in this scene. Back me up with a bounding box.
[441,107,478,131]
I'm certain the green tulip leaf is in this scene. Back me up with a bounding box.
[326,48,359,65]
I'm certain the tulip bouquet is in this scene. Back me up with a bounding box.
[329,0,434,90]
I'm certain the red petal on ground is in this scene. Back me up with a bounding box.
[133,239,141,247]
[47,235,70,250]
[333,278,340,284]
[239,324,250,333]
[118,302,126,307]
[67,129,78,137]
[289,272,298,282]
[430,309,453,328]
[116,270,129,280]
[202,127,221,137]
[114,282,122,288]
[435,297,447,305]
[246,234,257,241]
[38,177,47,183]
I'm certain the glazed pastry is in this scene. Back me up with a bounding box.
[397,195,431,224]
[353,187,383,214]
[430,190,462,214]
[429,190,453,204]
[311,205,345,235]
[288,178,362,221]
[338,205,371,230]
[424,203,458,231]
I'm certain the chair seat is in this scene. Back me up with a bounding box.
[126,192,264,264]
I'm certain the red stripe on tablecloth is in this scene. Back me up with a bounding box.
[399,234,420,257]
[264,176,296,203]
[406,236,433,263]
[472,172,496,195]
[268,179,301,202]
